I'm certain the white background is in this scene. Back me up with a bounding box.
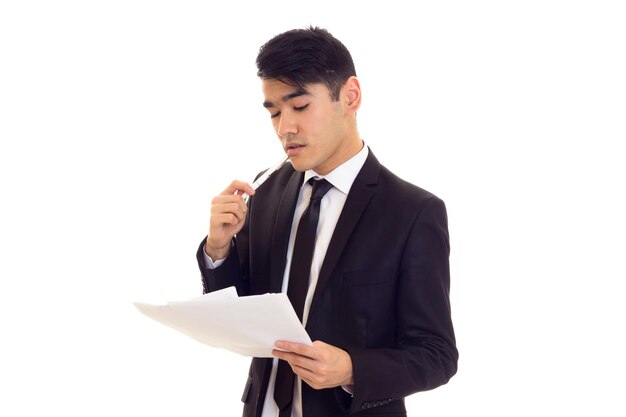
[1,1,625,415]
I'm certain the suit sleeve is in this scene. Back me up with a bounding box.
[344,197,458,413]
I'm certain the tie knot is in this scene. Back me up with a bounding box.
[308,178,333,201]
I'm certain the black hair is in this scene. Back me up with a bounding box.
[256,26,357,101]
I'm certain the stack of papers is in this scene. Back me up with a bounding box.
[134,287,311,357]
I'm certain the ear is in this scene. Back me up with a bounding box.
[343,76,362,116]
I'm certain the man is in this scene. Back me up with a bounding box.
[197,27,457,417]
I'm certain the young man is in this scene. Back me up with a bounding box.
[197,27,457,417]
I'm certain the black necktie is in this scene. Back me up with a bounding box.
[274,178,333,417]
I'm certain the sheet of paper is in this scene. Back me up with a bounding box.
[134,287,311,357]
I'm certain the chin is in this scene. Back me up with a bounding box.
[290,163,309,173]
[288,158,312,173]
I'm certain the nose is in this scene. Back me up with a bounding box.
[276,112,298,138]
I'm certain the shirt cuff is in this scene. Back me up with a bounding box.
[341,385,354,396]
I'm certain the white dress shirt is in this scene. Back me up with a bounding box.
[205,144,369,417]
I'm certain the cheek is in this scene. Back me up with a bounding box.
[306,109,333,136]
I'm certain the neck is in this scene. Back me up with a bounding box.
[316,134,363,175]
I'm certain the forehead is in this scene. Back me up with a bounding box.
[261,79,329,104]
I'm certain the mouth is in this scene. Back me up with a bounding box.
[285,142,305,156]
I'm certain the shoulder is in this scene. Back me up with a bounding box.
[375,162,444,211]
[361,149,442,201]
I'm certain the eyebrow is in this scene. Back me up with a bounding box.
[263,88,310,108]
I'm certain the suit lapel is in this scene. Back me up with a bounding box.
[310,152,381,313]
[270,170,304,293]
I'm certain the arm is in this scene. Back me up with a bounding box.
[196,180,255,296]
[204,180,254,259]
[346,197,457,411]
[197,237,248,295]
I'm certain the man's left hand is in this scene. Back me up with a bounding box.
[273,340,354,390]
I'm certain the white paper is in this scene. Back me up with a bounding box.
[134,287,311,357]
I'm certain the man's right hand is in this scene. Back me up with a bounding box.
[205,180,255,260]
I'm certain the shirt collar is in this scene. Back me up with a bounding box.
[303,142,369,195]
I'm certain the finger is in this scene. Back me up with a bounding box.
[291,364,335,390]
[272,349,298,362]
[275,341,317,358]
[291,363,315,380]
[220,180,255,197]
[211,212,241,227]
[211,194,246,207]
[212,196,249,220]
[272,349,316,372]
[211,202,246,222]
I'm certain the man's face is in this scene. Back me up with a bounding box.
[262,79,353,175]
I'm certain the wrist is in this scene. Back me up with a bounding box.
[205,239,231,261]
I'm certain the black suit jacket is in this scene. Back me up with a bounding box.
[197,150,458,417]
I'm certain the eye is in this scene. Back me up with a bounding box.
[270,111,280,119]
[294,104,309,112]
